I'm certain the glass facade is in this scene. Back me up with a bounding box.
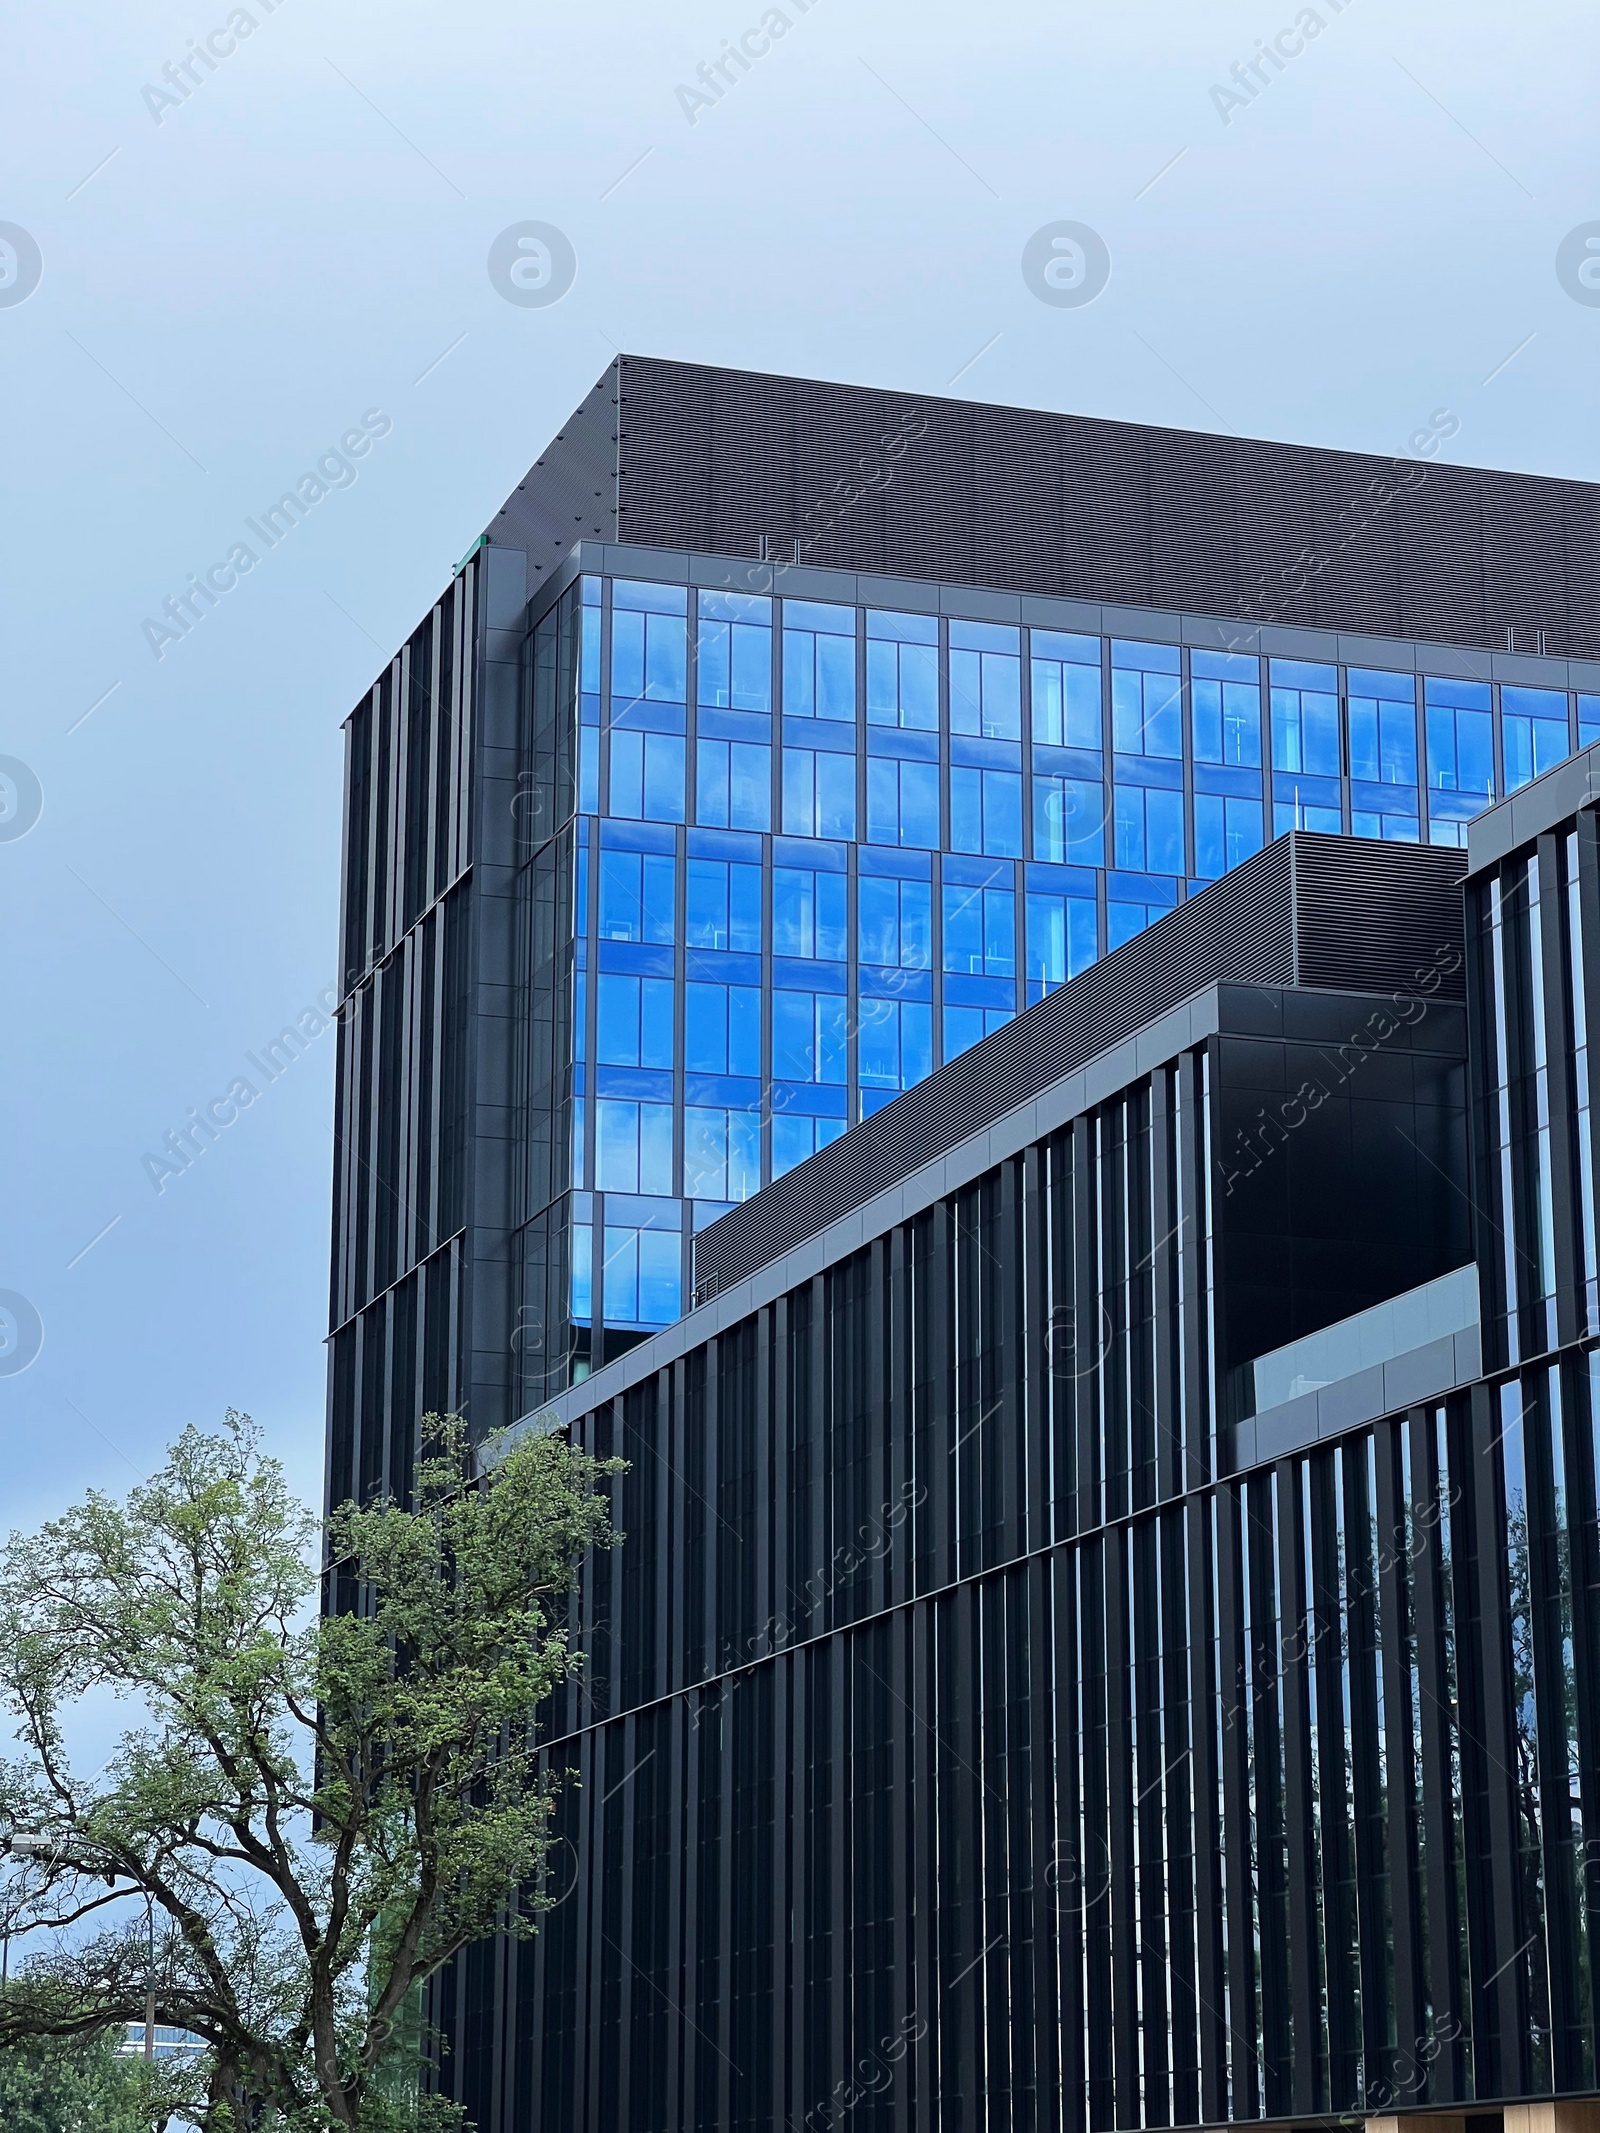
[517,566,1598,1387]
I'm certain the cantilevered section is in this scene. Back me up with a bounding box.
[693,830,1466,1298]
[511,831,1471,1443]
[1468,733,1600,872]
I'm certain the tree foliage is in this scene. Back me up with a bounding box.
[0,1412,619,2130]
[0,2027,149,2133]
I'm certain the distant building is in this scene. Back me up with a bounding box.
[116,2019,202,2062]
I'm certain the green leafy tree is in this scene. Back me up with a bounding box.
[0,2027,149,2133]
[0,1412,619,2130]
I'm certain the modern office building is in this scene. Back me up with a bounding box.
[116,2021,203,2064]
[325,362,1600,2129]
[432,782,1600,2133]
[326,356,1600,1525]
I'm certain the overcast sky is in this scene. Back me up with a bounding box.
[2,0,1597,1535]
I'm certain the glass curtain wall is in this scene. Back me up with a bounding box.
[526,571,1591,1372]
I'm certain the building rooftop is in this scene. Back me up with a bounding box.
[486,354,1600,657]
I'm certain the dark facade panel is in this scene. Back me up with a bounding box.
[1212,995,1471,1366]
[330,536,527,1478]
[1468,797,1600,1372]
[432,1030,1600,2129]
[486,356,1600,658]
[328,557,484,1507]
[328,887,470,1333]
[337,566,474,990]
[429,782,1600,2131]
[483,368,619,593]
[322,1234,465,1533]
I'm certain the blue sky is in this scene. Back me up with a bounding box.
[2,0,1597,1533]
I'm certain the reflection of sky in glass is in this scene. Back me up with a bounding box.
[561,573,1587,1334]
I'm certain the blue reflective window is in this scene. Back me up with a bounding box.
[1192,793,1263,880]
[579,601,603,813]
[1031,631,1102,749]
[772,1113,846,1179]
[608,730,685,822]
[773,865,848,960]
[866,610,938,729]
[782,601,856,719]
[858,998,933,1090]
[858,874,932,968]
[1344,668,1420,840]
[598,847,676,943]
[1347,669,1418,784]
[865,757,940,847]
[1190,649,1262,767]
[1113,784,1185,874]
[1350,802,1421,841]
[949,621,1021,740]
[1111,642,1182,759]
[1582,696,1600,750]
[772,991,848,1082]
[611,582,687,704]
[594,1100,673,1195]
[782,747,856,839]
[602,1223,680,1325]
[1502,685,1570,793]
[685,856,762,952]
[1026,883,1098,1000]
[696,739,771,830]
[1425,676,1494,832]
[570,1218,592,1324]
[1106,903,1153,950]
[1273,796,1342,835]
[1032,775,1105,864]
[696,590,772,711]
[683,1106,761,1201]
[949,766,1022,856]
[1269,659,1340,777]
[943,1004,1011,1062]
[942,881,1015,977]
[596,974,675,1069]
[1106,875,1178,950]
[684,981,760,1076]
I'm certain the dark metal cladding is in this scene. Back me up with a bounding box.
[489,355,1600,656]
[447,799,1600,2133]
